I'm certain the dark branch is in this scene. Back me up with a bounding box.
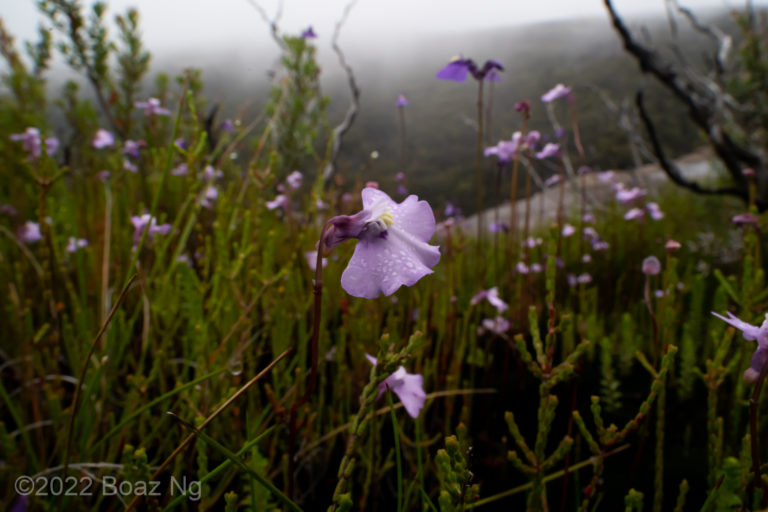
[605,0,768,210]
[322,0,360,182]
[635,91,746,200]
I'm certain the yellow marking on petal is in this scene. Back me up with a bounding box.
[378,211,394,226]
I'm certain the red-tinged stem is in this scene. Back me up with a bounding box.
[476,79,485,249]
[748,360,768,508]
[288,219,332,498]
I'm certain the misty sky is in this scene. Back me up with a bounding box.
[2,0,751,55]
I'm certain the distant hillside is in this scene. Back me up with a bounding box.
[47,7,744,214]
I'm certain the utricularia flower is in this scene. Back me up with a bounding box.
[10,128,57,159]
[396,94,408,107]
[322,187,440,298]
[286,170,303,190]
[470,286,508,313]
[130,214,171,245]
[436,56,503,82]
[92,129,115,149]
[135,98,171,116]
[712,311,768,383]
[19,221,42,243]
[300,26,317,39]
[365,354,426,418]
[66,237,89,253]
[641,256,661,276]
[541,83,572,102]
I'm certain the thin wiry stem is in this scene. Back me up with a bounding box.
[322,0,360,181]
[62,273,137,480]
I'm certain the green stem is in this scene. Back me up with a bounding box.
[388,391,403,512]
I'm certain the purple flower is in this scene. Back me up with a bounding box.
[470,286,508,313]
[541,83,572,102]
[444,202,459,218]
[598,171,615,182]
[531,263,543,273]
[396,94,408,107]
[171,163,189,176]
[66,237,88,253]
[479,316,511,335]
[19,221,42,243]
[523,236,542,248]
[201,185,218,209]
[615,186,647,204]
[436,57,474,82]
[624,208,645,221]
[489,222,509,233]
[733,213,759,226]
[301,26,317,39]
[665,239,681,252]
[436,57,503,82]
[516,261,530,274]
[220,119,235,132]
[10,127,43,158]
[92,129,115,149]
[286,170,303,190]
[395,172,406,182]
[536,143,560,160]
[544,174,563,187]
[642,256,661,276]
[174,138,187,150]
[123,160,138,173]
[122,140,142,159]
[135,97,171,116]
[646,202,664,220]
[266,194,289,211]
[365,354,426,418]
[485,139,518,163]
[397,185,409,196]
[515,101,531,113]
[712,311,768,382]
[45,137,59,155]
[130,214,171,244]
[562,224,576,237]
[323,188,440,298]
[203,165,223,181]
[305,250,328,271]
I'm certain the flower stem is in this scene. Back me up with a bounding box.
[475,79,485,249]
[288,219,333,497]
[748,359,768,508]
[387,391,404,512]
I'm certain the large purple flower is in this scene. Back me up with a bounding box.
[712,311,768,382]
[541,83,572,102]
[323,188,440,298]
[436,57,503,82]
[135,98,171,116]
[365,354,426,418]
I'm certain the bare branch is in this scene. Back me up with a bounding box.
[636,90,746,200]
[322,0,361,182]
[243,0,284,48]
[669,0,732,76]
[604,0,766,208]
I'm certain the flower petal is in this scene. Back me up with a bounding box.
[392,372,426,418]
[712,311,761,341]
[392,194,437,242]
[341,230,439,298]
